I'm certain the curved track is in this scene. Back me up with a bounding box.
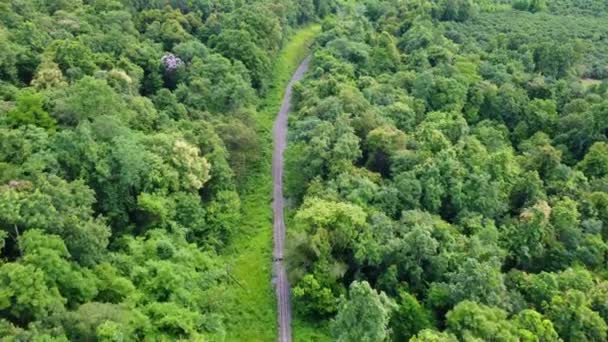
[272,55,311,342]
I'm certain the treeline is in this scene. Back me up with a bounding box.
[285,0,608,341]
[0,0,335,340]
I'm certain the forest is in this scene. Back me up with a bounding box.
[1,0,608,341]
[285,0,608,341]
[0,0,334,340]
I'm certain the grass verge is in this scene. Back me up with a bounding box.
[221,24,320,342]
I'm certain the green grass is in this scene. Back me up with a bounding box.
[257,25,321,128]
[221,24,321,342]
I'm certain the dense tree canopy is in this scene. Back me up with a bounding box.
[285,0,608,341]
[0,0,335,339]
[2,0,608,340]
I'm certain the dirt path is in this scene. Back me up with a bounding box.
[272,55,311,342]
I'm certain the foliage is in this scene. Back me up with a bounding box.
[284,0,608,340]
[0,0,332,339]
[331,281,396,342]
[4,0,608,340]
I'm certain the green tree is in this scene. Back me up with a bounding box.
[31,59,67,90]
[438,257,509,309]
[446,301,521,341]
[48,40,97,80]
[331,281,396,342]
[533,42,579,78]
[0,28,21,83]
[21,230,98,305]
[209,29,271,92]
[578,142,608,179]
[390,291,432,341]
[6,90,56,131]
[52,77,128,126]
[410,329,458,342]
[369,32,400,73]
[546,290,607,342]
[529,0,547,12]
[513,309,560,342]
[292,274,338,319]
[295,197,367,251]
[62,302,149,342]
[175,54,255,113]
[0,263,65,324]
[0,175,111,265]
[502,201,552,270]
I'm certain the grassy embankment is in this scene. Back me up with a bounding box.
[221,24,324,341]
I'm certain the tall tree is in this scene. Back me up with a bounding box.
[331,281,396,342]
